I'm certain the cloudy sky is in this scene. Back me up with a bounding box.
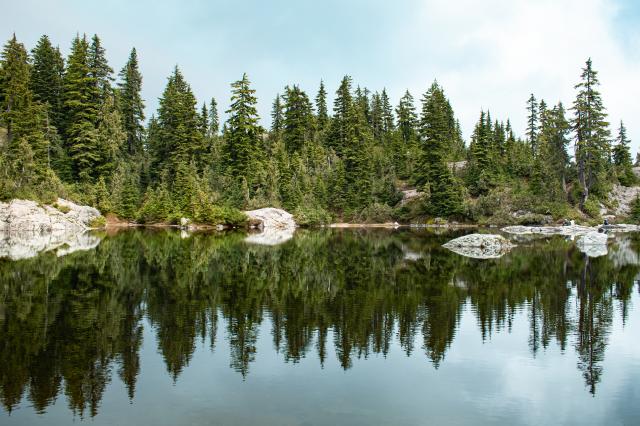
[4,0,640,152]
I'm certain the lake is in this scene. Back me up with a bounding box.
[1,228,639,425]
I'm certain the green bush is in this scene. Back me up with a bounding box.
[356,202,394,223]
[293,204,332,226]
[582,197,602,220]
[88,216,107,228]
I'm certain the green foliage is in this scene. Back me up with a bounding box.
[88,215,106,228]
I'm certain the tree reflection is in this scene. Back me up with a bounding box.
[0,229,638,414]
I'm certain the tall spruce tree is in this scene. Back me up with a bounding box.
[315,80,328,128]
[396,90,417,145]
[88,34,113,104]
[270,94,283,133]
[209,97,219,135]
[223,73,262,182]
[418,82,462,215]
[152,67,202,177]
[30,35,65,131]
[612,121,635,186]
[0,35,31,143]
[571,58,611,207]
[117,47,145,155]
[526,93,538,156]
[62,34,100,181]
[282,85,314,153]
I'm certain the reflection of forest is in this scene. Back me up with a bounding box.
[0,229,638,416]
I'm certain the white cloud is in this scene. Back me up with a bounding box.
[393,0,640,153]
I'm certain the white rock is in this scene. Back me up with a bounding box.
[443,234,515,259]
[0,230,101,260]
[575,231,609,257]
[0,199,101,233]
[243,208,296,246]
[244,208,296,230]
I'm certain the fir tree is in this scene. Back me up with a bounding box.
[526,93,538,156]
[418,82,462,215]
[223,73,262,183]
[62,34,100,180]
[612,121,635,186]
[117,47,145,155]
[282,85,314,153]
[209,97,219,135]
[571,58,611,207]
[315,80,328,128]
[396,90,417,145]
[200,102,209,137]
[88,34,113,104]
[30,35,65,131]
[271,94,283,133]
[380,89,394,134]
[0,35,31,143]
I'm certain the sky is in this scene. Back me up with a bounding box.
[4,0,640,153]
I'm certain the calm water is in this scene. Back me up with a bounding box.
[1,228,639,425]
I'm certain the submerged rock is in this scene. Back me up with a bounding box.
[443,234,515,259]
[243,208,296,246]
[576,231,609,258]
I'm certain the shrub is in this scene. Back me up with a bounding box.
[88,216,107,229]
[356,203,394,223]
[293,204,332,226]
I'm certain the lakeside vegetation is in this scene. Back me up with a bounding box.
[0,33,638,225]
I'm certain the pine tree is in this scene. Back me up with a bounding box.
[571,58,611,207]
[271,94,283,133]
[30,35,65,131]
[117,47,145,155]
[95,94,126,179]
[315,80,328,128]
[327,76,354,156]
[612,121,635,186]
[467,110,497,195]
[88,34,113,104]
[418,82,462,215]
[380,89,394,134]
[209,97,219,135]
[199,102,209,137]
[223,73,262,183]
[282,85,314,153]
[62,34,100,181]
[0,35,31,143]
[153,67,202,175]
[396,90,417,145]
[526,93,538,156]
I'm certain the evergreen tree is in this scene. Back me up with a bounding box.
[526,93,538,156]
[282,85,314,153]
[418,82,462,215]
[88,34,113,104]
[62,34,100,180]
[0,35,31,143]
[30,35,65,131]
[152,67,202,176]
[270,94,283,133]
[467,110,498,195]
[327,76,354,156]
[396,90,417,145]
[380,89,394,134]
[315,80,328,128]
[612,121,635,186]
[571,58,611,207]
[209,97,219,135]
[223,73,262,183]
[199,102,209,137]
[117,47,145,155]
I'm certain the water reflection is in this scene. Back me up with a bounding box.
[0,228,638,418]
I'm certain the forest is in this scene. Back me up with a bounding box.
[0,33,637,225]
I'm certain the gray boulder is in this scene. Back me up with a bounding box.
[443,234,515,259]
[576,231,609,258]
[244,208,296,246]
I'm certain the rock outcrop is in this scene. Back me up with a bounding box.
[243,208,296,246]
[576,231,609,258]
[0,199,103,260]
[0,199,102,232]
[609,184,640,217]
[443,233,515,259]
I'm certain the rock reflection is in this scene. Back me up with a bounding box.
[0,228,638,416]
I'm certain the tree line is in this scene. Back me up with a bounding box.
[0,33,636,224]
